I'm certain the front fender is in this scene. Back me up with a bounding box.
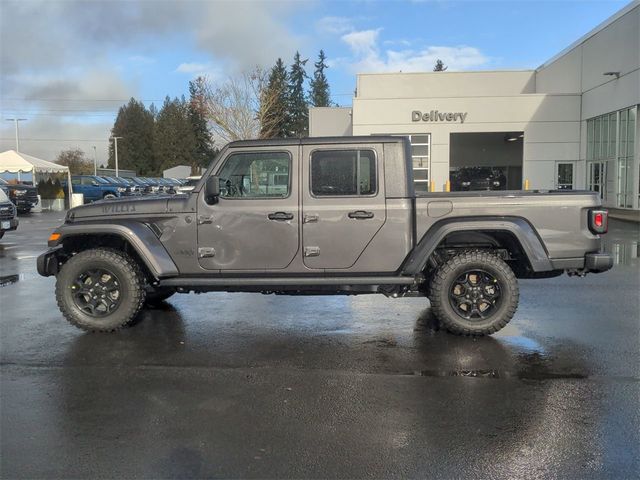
[45,220,179,279]
[401,216,553,275]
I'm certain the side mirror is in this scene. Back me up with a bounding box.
[204,175,220,203]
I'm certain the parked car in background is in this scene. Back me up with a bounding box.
[0,178,39,213]
[451,167,506,191]
[0,188,18,239]
[176,175,201,194]
[98,176,137,196]
[67,175,123,203]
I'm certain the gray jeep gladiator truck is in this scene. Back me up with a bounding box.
[37,136,613,335]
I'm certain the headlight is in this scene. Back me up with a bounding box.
[461,181,471,187]
[117,187,126,192]
[493,181,501,186]
[14,189,27,196]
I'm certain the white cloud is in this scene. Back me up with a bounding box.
[175,62,210,74]
[341,29,488,73]
[316,16,354,35]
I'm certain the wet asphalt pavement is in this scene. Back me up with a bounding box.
[1,212,639,479]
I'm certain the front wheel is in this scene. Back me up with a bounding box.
[428,251,519,336]
[103,193,116,200]
[55,248,146,332]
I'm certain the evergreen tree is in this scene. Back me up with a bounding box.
[189,76,217,172]
[288,51,309,138]
[433,59,448,71]
[259,58,289,138]
[153,96,196,173]
[309,50,331,107]
[108,98,156,175]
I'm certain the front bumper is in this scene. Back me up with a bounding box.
[37,246,64,277]
[0,217,19,231]
[584,252,613,273]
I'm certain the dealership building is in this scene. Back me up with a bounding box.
[310,1,639,211]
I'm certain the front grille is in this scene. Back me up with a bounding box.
[25,190,38,201]
[0,204,15,220]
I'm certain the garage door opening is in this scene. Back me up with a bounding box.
[450,132,523,191]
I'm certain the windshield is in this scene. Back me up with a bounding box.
[93,176,110,184]
[0,178,7,185]
[0,188,9,202]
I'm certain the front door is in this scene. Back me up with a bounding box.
[197,147,299,271]
[301,145,386,270]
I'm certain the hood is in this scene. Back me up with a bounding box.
[66,194,192,221]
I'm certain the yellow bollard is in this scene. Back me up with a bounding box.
[445,180,451,192]
[524,179,530,190]
[430,180,435,192]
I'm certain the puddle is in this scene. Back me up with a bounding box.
[404,369,587,380]
[0,274,21,287]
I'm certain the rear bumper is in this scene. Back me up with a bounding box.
[584,252,613,273]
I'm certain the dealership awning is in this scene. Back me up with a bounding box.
[0,150,72,193]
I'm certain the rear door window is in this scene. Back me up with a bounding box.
[311,150,376,196]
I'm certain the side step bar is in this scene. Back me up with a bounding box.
[159,276,417,288]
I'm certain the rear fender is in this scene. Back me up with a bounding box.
[401,216,552,274]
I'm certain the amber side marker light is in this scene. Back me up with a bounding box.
[48,233,61,242]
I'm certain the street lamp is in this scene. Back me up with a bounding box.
[92,146,97,176]
[110,136,123,177]
[5,118,27,152]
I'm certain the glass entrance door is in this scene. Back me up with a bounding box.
[617,107,636,208]
[556,162,575,190]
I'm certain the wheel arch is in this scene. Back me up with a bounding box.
[401,216,553,275]
[47,221,179,279]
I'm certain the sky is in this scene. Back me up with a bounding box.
[0,0,632,165]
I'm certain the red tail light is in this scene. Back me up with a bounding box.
[589,209,608,234]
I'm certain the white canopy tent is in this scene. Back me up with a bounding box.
[0,150,72,193]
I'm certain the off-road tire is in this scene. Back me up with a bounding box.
[55,248,146,332]
[144,287,175,306]
[429,251,519,336]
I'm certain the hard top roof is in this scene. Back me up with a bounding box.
[227,135,407,148]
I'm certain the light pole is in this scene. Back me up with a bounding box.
[92,146,97,176]
[5,118,27,152]
[110,136,123,177]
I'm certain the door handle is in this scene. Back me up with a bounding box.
[348,210,374,219]
[268,211,294,221]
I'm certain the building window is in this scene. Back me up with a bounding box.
[407,135,430,193]
[556,162,575,190]
[311,149,376,196]
[587,106,637,208]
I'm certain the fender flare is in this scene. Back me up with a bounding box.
[47,220,179,279]
[401,216,552,275]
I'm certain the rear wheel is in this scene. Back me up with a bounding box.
[428,251,519,336]
[55,248,146,332]
[103,193,116,200]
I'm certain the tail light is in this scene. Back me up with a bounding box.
[589,209,608,234]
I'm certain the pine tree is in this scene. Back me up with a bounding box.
[259,58,289,138]
[153,96,197,174]
[309,50,330,107]
[433,59,448,71]
[189,77,216,172]
[108,98,156,175]
[288,51,309,138]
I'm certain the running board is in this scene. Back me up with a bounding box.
[158,276,417,288]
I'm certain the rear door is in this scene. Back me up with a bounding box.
[301,144,386,270]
